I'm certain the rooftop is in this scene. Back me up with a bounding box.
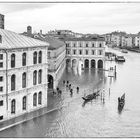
[0,29,49,49]
[62,36,105,41]
[35,34,65,50]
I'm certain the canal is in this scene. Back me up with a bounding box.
[0,48,140,137]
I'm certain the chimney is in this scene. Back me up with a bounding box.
[0,14,4,29]
[27,26,32,35]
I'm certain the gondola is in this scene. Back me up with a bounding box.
[118,93,125,108]
[82,90,100,101]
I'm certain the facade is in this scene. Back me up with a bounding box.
[134,36,140,48]
[64,36,105,70]
[111,34,121,47]
[34,34,66,90]
[0,29,49,122]
[0,14,4,29]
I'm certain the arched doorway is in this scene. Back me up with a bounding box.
[91,59,96,68]
[72,59,77,67]
[98,60,103,69]
[48,74,54,89]
[66,59,71,67]
[84,59,89,68]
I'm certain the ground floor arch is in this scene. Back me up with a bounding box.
[91,59,96,68]
[72,59,77,67]
[84,59,89,68]
[98,59,103,69]
[48,74,54,89]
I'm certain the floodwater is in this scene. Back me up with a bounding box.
[1,48,140,137]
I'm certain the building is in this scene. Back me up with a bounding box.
[33,34,66,90]
[0,29,49,122]
[134,35,140,48]
[0,14,4,29]
[64,36,105,69]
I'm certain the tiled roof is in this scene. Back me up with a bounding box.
[63,36,105,41]
[0,29,49,49]
[36,34,65,50]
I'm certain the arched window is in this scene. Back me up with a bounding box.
[33,93,37,106]
[33,52,37,64]
[38,69,42,84]
[22,52,26,66]
[23,96,26,110]
[11,74,16,91]
[38,51,42,63]
[11,99,16,114]
[22,72,26,88]
[38,91,42,105]
[99,43,102,47]
[11,54,15,68]
[33,70,37,85]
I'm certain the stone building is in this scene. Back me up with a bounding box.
[0,29,49,122]
[34,34,66,90]
[64,36,105,70]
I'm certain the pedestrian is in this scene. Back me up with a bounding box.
[63,80,65,85]
[77,86,79,93]
[69,84,71,90]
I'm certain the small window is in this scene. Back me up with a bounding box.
[0,87,3,92]
[79,50,82,55]
[73,50,76,55]
[0,101,3,106]
[0,62,3,68]
[92,44,94,47]
[99,43,102,47]
[92,50,95,55]
[0,54,3,60]
[0,76,3,82]
[85,50,88,55]
[73,43,76,47]
[99,50,102,55]
[0,116,3,120]
[86,43,88,47]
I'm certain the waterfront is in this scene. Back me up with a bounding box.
[0,48,140,137]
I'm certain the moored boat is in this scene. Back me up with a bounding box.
[115,55,125,62]
[118,93,125,108]
[121,49,128,53]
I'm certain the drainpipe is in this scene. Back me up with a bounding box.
[3,49,8,111]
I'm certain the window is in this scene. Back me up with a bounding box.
[11,54,15,68]
[79,50,82,55]
[22,96,26,110]
[33,70,37,85]
[0,100,3,106]
[0,35,2,43]
[22,72,26,88]
[0,54,3,60]
[67,50,70,54]
[73,50,76,55]
[99,43,102,47]
[48,52,51,58]
[92,43,94,47]
[99,50,102,55]
[79,42,82,47]
[33,52,37,64]
[86,43,88,47]
[66,43,69,47]
[11,99,16,114]
[33,93,37,106]
[73,43,76,47]
[0,62,3,68]
[0,87,3,92]
[38,92,42,105]
[0,76,3,82]
[85,50,88,55]
[38,51,42,63]
[11,74,16,91]
[92,50,95,55]
[0,116,3,120]
[22,53,26,66]
[38,70,42,84]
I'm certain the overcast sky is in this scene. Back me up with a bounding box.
[0,2,140,34]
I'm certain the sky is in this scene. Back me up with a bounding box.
[1,2,140,34]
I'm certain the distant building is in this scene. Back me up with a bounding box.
[0,14,4,29]
[134,35,140,48]
[64,36,105,69]
[0,28,49,122]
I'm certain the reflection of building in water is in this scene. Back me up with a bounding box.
[0,28,49,122]
[64,36,105,70]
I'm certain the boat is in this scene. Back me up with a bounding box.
[115,55,125,62]
[121,49,128,53]
[82,90,100,101]
[118,93,125,108]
